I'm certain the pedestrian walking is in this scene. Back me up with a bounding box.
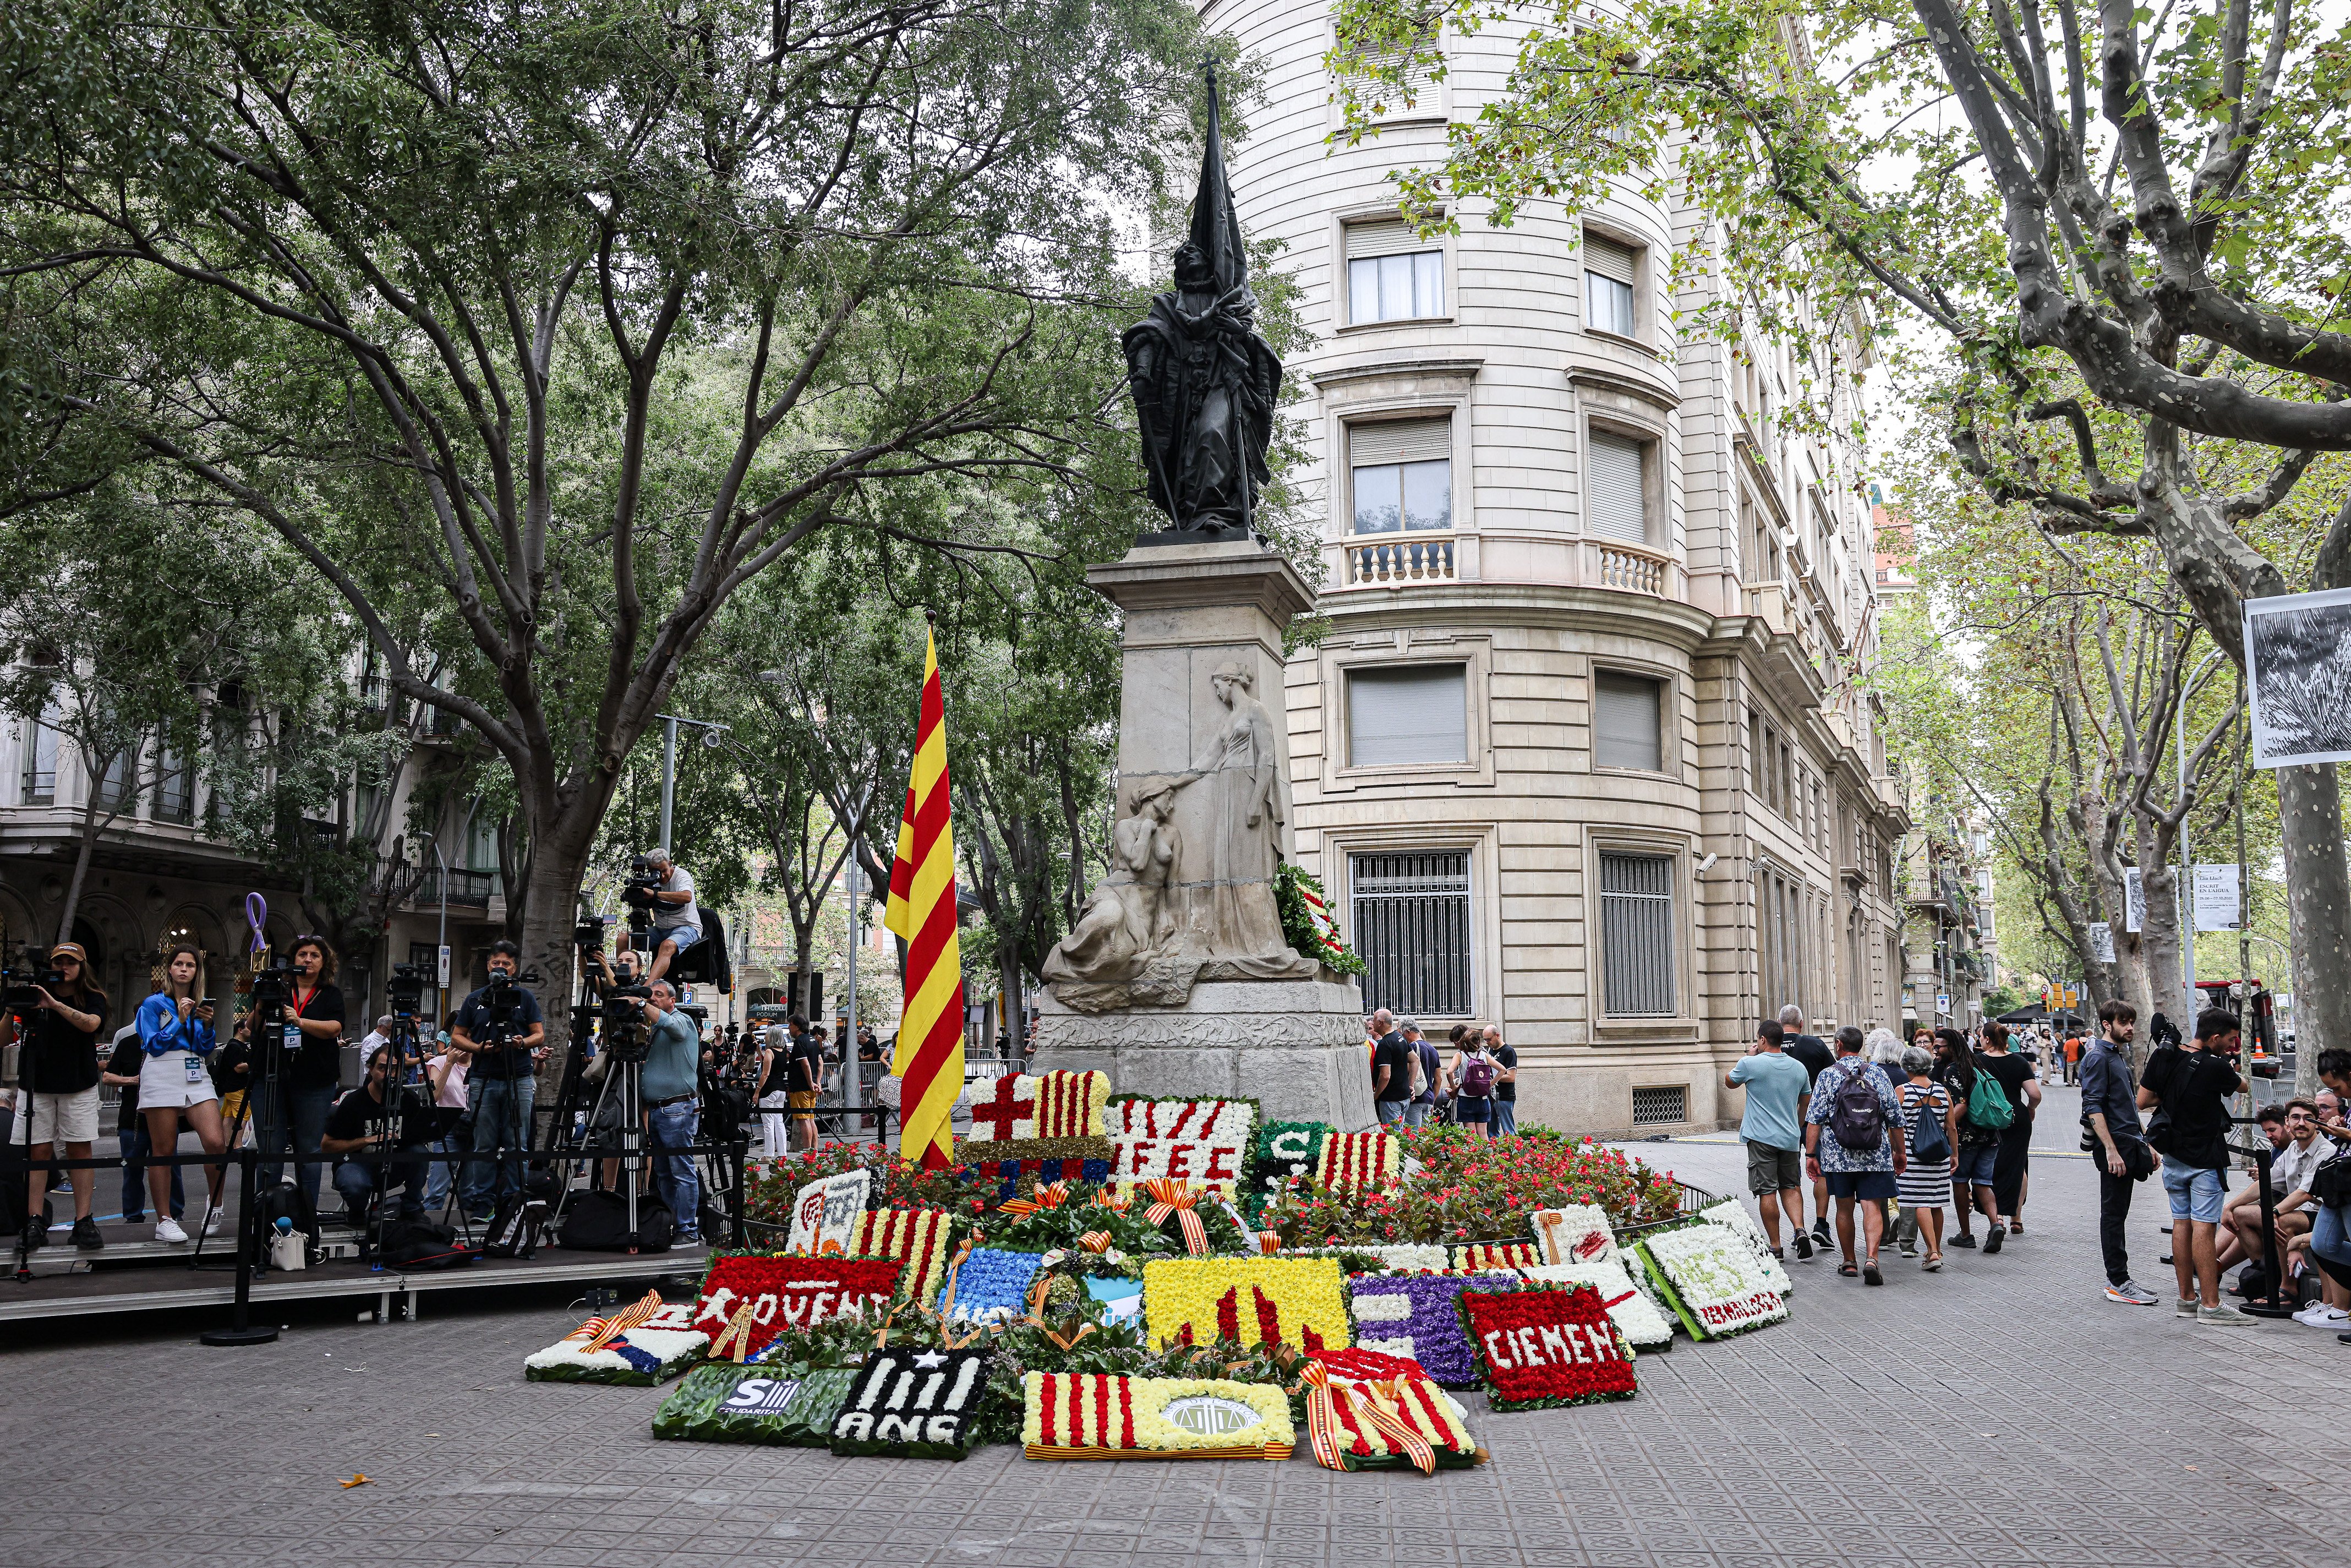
[2142,1009,2255,1326]
[1802,1025,1907,1285]
[1896,1046,1957,1270]
[1727,1020,1813,1260]
[1400,1019,1440,1129]
[1780,1003,1833,1250]
[1977,1021,2041,1239]
[1934,1026,2009,1252]
[1866,1028,1911,1248]
[2081,999,2160,1305]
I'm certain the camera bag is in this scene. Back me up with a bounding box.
[557,1188,676,1253]
[380,1217,478,1270]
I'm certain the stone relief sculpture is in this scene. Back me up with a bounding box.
[1040,663,1314,1012]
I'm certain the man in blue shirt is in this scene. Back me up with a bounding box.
[632,979,706,1244]
[1726,1020,1814,1260]
[2080,998,2159,1305]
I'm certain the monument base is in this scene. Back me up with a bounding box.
[1031,976,1374,1131]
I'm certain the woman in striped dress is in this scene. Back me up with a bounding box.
[1896,1045,1960,1270]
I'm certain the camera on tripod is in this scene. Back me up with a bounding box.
[576,913,607,953]
[2,946,63,1010]
[386,962,428,1018]
[599,983,654,1063]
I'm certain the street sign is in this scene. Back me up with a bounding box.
[2193,864,2241,931]
[436,944,451,988]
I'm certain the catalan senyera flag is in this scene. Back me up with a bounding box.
[883,627,966,1168]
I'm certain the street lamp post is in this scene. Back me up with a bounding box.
[654,712,730,851]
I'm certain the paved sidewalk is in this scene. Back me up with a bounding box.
[3,1126,2343,1568]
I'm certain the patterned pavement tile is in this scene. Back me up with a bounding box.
[6,1113,2345,1567]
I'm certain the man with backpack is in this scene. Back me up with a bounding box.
[2141,1009,2256,1326]
[1802,1025,1907,1285]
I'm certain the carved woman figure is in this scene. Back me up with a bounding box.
[1190,661,1299,965]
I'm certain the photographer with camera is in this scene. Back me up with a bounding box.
[631,979,705,1244]
[2,942,110,1252]
[622,848,701,984]
[449,939,545,1222]
[132,944,230,1242]
[321,1042,436,1222]
[256,935,348,1211]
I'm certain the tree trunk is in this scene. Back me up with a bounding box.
[520,804,609,1114]
[999,942,1023,1063]
[53,785,101,947]
[2137,854,2186,1037]
[2282,763,2351,1094]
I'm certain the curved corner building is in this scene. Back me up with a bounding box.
[1209,1,1914,1134]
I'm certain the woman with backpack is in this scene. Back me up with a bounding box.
[1978,1021,2041,1237]
[1934,1027,2008,1252]
[1896,1045,1959,1270]
[1450,1026,1499,1142]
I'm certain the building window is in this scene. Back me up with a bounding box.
[1599,851,1675,1016]
[1345,220,1445,324]
[1351,850,1473,1016]
[155,746,193,824]
[1348,665,1468,767]
[1760,865,1803,1018]
[93,747,134,813]
[1335,24,1442,119]
[1593,671,1663,772]
[20,712,58,805]
[1586,428,1648,544]
[1349,419,1452,535]
[1583,231,1638,337]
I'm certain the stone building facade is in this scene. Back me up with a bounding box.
[1211,0,1912,1134]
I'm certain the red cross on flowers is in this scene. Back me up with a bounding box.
[969,1074,1036,1141]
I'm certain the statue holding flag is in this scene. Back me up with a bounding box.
[1123,63,1281,542]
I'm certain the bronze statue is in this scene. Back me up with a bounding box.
[1123,64,1280,542]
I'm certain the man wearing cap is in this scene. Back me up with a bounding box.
[1,942,111,1251]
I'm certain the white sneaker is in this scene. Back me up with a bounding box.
[155,1217,189,1245]
[2293,1304,2349,1327]
[200,1206,225,1238]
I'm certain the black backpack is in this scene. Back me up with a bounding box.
[379,1217,479,1270]
[481,1193,546,1259]
[1827,1064,1888,1151]
[1909,1089,1952,1164]
[556,1188,676,1253]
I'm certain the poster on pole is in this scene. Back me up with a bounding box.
[2245,587,2351,768]
[2124,868,2145,934]
[2087,924,2115,964]
[2192,865,2242,932]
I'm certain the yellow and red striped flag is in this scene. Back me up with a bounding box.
[883,626,966,1168]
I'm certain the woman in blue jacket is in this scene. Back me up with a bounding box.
[136,945,229,1244]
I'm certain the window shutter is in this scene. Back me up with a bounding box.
[1593,673,1663,771]
[1587,430,1647,542]
[1346,220,1424,260]
[1348,665,1469,766]
[1583,232,1637,284]
[1349,419,1451,467]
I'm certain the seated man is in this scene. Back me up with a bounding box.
[321,1043,435,1223]
[632,848,701,984]
[2220,1099,2320,1269]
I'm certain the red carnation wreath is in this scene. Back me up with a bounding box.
[691,1254,903,1358]
[1457,1285,1638,1412]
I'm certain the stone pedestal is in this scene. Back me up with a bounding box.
[1030,537,1371,1130]
[1032,979,1374,1130]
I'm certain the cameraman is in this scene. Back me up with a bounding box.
[258,934,347,1211]
[632,979,704,1243]
[320,1042,434,1223]
[1,942,110,1252]
[449,940,545,1221]
[627,848,701,984]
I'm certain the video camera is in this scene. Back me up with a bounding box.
[478,966,543,1035]
[386,961,428,1019]
[619,853,662,922]
[576,913,607,954]
[598,981,653,1063]
[2,946,63,1011]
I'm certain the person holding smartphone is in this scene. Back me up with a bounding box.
[134,946,233,1242]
